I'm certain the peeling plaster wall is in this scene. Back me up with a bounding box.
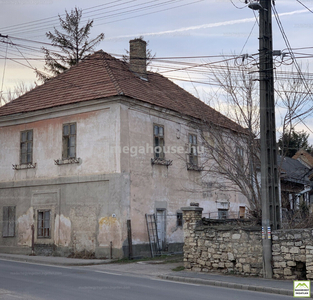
[0,104,120,182]
[0,99,249,257]
[0,173,129,257]
[120,103,250,253]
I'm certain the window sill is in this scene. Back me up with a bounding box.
[187,163,204,171]
[54,158,81,165]
[151,158,173,166]
[12,163,36,170]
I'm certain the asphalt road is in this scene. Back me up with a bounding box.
[0,259,293,300]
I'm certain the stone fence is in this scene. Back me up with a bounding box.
[182,204,313,280]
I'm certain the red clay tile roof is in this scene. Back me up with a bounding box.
[0,51,244,132]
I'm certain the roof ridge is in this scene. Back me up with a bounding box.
[100,52,124,95]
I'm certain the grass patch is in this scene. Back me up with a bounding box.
[172,266,185,272]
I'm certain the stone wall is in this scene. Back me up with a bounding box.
[272,229,313,279]
[182,205,263,276]
[182,205,313,280]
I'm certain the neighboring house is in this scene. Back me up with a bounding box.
[0,39,249,258]
[277,155,313,218]
[292,149,313,169]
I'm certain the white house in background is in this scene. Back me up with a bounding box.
[0,39,249,258]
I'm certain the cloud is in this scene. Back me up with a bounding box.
[107,8,310,40]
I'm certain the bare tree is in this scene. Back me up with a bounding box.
[192,59,262,219]
[191,58,312,220]
[0,82,35,106]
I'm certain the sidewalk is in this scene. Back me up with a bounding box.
[0,253,302,297]
[0,253,112,266]
[159,271,295,297]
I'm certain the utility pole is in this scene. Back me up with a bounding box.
[258,0,281,279]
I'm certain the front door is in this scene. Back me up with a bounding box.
[156,209,166,250]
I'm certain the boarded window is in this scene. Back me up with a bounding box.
[20,130,33,164]
[177,212,183,227]
[62,123,76,159]
[239,206,246,219]
[37,210,50,238]
[188,134,198,166]
[154,125,164,159]
[3,206,15,237]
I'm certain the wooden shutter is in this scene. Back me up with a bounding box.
[3,206,15,237]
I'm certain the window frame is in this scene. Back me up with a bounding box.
[20,129,33,165]
[2,206,15,237]
[62,123,77,160]
[236,146,244,169]
[176,212,183,227]
[153,124,165,159]
[188,134,198,166]
[218,209,228,220]
[37,210,51,239]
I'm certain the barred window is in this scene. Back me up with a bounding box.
[37,210,50,238]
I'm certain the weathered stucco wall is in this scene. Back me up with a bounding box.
[0,173,130,258]
[120,103,249,254]
[182,205,313,280]
[0,99,250,258]
[0,104,120,182]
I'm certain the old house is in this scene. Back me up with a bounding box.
[0,39,249,258]
[277,155,313,224]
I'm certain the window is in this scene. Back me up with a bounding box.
[20,130,33,164]
[239,206,246,219]
[177,212,183,227]
[218,209,228,219]
[62,123,76,159]
[188,134,198,166]
[154,125,164,159]
[3,206,15,237]
[37,210,50,238]
[236,146,244,169]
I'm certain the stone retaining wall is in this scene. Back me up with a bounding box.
[272,229,313,279]
[182,205,313,279]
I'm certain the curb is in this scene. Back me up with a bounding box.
[0,255,113,267]
[158,275,294,297]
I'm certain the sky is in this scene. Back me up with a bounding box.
[0,0,313,142]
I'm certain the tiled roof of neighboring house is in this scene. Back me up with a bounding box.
[0,51,244,133]
[292,149,313,169]
[277,155,312,186]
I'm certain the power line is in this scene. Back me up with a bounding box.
[296,0,313,14]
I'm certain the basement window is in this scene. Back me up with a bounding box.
[37,210,51,238]
[218,209,228,219]
[3,206,15,237]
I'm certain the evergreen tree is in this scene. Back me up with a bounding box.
[278,129,313,157]
[36,7,104,81]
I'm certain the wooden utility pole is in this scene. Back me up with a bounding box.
[258,0,281,279]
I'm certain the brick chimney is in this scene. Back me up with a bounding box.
[129,38,147,80]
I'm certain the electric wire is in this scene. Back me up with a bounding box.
[296,0,313,13]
